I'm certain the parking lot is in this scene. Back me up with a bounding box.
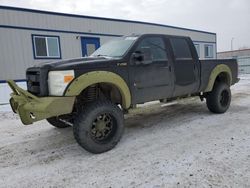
[0,75,250,188]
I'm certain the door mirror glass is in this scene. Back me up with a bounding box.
[133,47,153,65]
[133,51,144,61]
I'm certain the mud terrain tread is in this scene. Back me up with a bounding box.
[73,100,124,154]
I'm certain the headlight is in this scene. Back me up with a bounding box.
[48,70,75,96]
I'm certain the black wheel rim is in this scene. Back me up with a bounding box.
[220,90,229,107]
[91,113,115,143]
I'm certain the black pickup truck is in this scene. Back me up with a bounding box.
[8,34,239,153]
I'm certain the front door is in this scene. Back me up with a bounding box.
[81,37,100,57]
[130,36,174,104]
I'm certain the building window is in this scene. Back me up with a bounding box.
[194,44,200,57]
[205,45,213,58]
[32,35,61,59]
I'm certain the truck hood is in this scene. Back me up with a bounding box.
[35,56,120,71]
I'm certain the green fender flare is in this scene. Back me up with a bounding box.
[204,64,232,92]
[64,71,131,109]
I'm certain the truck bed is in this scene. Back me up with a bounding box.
[199,59,238,92]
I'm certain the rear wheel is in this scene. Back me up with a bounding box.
[73,100,124,154]
[206,82,231,113]
[47,117,70,128]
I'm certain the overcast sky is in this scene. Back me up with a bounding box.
[0,0,249,52]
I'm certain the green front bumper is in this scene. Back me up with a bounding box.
[7,80,75,125]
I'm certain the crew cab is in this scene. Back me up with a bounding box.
[8,34,239,153]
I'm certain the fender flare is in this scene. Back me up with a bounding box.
[204,64,232,92]
[64,71,131,109]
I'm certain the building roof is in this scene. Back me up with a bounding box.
[217,49,250,58]
[217,48,250,54]
[0,5,216,35]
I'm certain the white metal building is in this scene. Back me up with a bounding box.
[217,49,250,74]
[0,6,217,104]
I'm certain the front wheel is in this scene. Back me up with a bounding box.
[73,100,124,154]
[206,82,231,113]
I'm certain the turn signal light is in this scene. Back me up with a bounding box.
[64,75,74,83]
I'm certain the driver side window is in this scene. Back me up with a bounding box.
[136,37,168,61]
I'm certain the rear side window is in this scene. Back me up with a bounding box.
[170,38,192,59]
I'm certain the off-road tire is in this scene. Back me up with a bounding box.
[47,117,70,128]
[73,100,124,154]
[206,82,231,113]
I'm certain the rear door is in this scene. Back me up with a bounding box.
[169,37,199,96]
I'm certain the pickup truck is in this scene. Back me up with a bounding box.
[8,34,239,154]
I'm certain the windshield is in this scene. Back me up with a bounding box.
[91,36,138,58]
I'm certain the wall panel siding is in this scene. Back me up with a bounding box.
[0,8,216,42]
[0,6,216,81]
[0,28,114,80]
[0,82,27,104]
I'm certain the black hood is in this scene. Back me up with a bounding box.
[35,56,121,71]
[26,56,124,96]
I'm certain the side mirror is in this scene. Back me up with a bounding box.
[133,51,144,62]
[132,47,153,65]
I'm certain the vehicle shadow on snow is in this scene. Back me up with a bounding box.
[2,100,246,163]
[125,102,209,129]
[18,102,207,162]
[31,102,248,148]
[125,95,248,131]
[7,102,209,161]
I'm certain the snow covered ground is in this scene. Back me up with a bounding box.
[0,75,250,188]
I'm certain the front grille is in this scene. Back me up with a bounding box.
[26,70,40,95]
[26,68,48,96]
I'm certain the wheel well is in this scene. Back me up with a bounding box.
[215,72,231,86]
[75,83,122,107]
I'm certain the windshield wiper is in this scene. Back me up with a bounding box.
[92,54,115,58]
